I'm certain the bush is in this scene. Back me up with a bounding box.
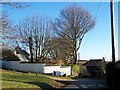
[2,49,20,61]
[72,65,80,76]
[63,64,80,76]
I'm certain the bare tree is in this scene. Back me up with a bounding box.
[17,17,34,62]
[1,2,29,49]
[17,16,51,62]
[38,21,51,63]
[52,5,95,64]
[1,2,29,8]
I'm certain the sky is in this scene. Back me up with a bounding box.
[2,1,118,61]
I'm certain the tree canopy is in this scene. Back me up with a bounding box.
[52,5,95,64]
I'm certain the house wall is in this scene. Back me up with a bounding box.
[116,62,120,68]
[81,66,91,76]
[1,60,71,76]
[14,51,28,62]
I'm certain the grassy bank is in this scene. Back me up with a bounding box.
[0,69,64,89]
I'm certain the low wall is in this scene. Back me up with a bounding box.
[60,67,71,76]
[1,60,71,76]
[2,60,45,73]
[0,60,2,69]
[43,66,61,74]
[43,66,71,76]
[19,63,45,73]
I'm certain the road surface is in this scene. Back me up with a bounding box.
[57,78,107,89]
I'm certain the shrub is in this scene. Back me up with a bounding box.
[70,64,80,76]
[63,64,80,76]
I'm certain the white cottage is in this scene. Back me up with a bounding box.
[14,46,29,62]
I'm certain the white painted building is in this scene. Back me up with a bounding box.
[14,46,29,62]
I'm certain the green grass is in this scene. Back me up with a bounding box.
[2,80,40,88]
[1,69,64,89]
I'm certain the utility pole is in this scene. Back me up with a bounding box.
[110,0,115,63]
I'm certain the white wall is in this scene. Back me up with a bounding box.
[0,60,2,69]
[60,67,71,76]
[1,60,71,76]
[2,60,45,73]
[43,66,61,74]
[19,63,44,73]
[3,61,20,70]
[43,66,71,76]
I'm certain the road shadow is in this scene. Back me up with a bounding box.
[55,80,73,88]
[71,76,79,79]
[56,78,107,90]
[26,82,54,89]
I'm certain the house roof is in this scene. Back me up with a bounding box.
[15,46,22,52]
[77,60,88,65]
[83,58,106,73]
[83,58,105,67]
[22,50,29,56]
[86,66,102,73]
[77,60,88,62]
[14,46,29,56]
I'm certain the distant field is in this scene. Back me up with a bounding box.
[0,69,64,89]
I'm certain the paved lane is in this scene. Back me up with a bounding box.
[63,78,107,89]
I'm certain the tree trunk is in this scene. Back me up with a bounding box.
[73,37,77,64]
[30,47,33,62]
[36,47,38,62]
[29,37,33,62]
[73,49,77,64]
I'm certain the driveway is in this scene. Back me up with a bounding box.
[57,78,107,89]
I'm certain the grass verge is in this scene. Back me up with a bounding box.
[1,69,64,89]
